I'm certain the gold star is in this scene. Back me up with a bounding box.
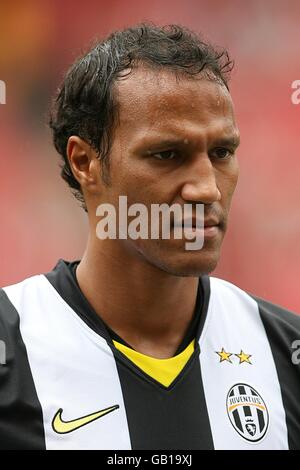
[235,350,252,364]
[216,348,233,363]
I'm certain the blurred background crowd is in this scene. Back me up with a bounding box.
[0,0,299,312]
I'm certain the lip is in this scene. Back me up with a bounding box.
[182,225,220,238]
[173,217,220,229]
[203,218,220,228]
[172,217,221,241]
[202,225,220,238]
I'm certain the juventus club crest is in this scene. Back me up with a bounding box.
[226,383,269,442]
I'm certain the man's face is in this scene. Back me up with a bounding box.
[92,67,240,276]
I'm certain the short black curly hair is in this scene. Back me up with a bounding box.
[49,23,234,211]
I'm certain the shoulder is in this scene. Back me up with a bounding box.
[250,293,300,332]
[0,277,42,373]
[0,259,67,311]
[1,275,44,310]
[209,275,300,334]
[0,274,52,334]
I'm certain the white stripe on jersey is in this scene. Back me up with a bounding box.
[4,275,132,450]
[199,277,289,449]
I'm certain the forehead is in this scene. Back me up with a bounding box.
[114,67,238,141]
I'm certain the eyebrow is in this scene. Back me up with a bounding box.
[214,135,241,148]
[143,134,241,151]
[144,138,187,151]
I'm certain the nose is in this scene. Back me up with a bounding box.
[180,154,221,204]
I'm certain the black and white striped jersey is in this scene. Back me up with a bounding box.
[0,259,299,450]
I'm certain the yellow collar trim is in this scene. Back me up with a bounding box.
[113,339,195,387]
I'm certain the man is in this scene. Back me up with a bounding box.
[0,24,299,450]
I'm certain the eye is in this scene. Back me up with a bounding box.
[211,147,234,160]
[151,150,178,161]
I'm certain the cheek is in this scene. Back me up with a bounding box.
[219,160,239,204]
[111,165,167,204]
[229,159,239,192]
[108,169,153,207]
[231,158,240,191]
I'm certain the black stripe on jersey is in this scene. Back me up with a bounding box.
[115,348,214,449]
[0,289,46,450]
[253,295,300,450]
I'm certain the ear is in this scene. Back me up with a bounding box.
[67,136,102,195]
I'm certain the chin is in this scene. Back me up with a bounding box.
[161,254,220,277]
[131,236,223,277]
[142,246,221,277]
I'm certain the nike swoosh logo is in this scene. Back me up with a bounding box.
[52,404,120,434]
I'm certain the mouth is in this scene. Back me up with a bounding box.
[173,217,221,229]
[172,217,222,240]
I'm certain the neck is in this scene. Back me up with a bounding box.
[76,236,200,358]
